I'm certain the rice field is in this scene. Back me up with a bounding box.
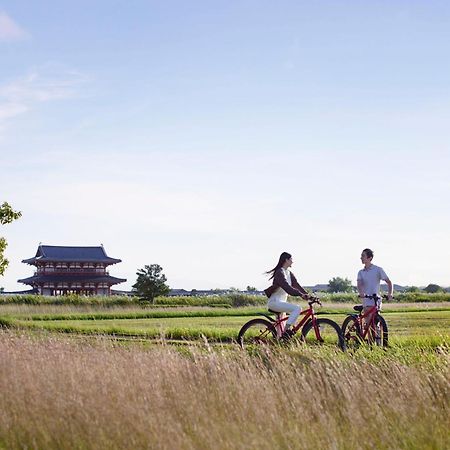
[0,303,448,449]
[2,304,449,345]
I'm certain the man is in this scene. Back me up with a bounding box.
[357,249,393,332]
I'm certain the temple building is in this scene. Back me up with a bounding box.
[18,245,126,296]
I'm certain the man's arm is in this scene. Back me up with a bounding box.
[380,267,393,300]
[385,278,393,300]
[357,276,365,299]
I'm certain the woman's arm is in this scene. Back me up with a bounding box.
[290,273,309,296]
[273,270,305,297]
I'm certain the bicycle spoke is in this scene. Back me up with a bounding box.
[237,319,277,349]
[343,313,388,349]
[342,316,362,350]
[302,319,346,351]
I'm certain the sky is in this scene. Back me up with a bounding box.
[1,0,449,292]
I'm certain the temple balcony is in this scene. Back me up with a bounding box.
[34,268,109,275]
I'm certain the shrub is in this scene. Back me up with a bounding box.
[228,294,265,307]
[0,294,135,307]
[0,292,449,307]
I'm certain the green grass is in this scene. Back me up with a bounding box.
[1,303,448,372]
[7,307,449,350]
[1,301,448,450]
[7,307,265,321]
[2,300,448,321]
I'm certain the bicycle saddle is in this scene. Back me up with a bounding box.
[268,309,282,315]
[353,305,363,312]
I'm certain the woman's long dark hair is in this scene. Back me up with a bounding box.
[266,252,292,280]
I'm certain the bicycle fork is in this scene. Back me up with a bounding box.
[311,317,324,343]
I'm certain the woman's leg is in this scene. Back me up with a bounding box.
[268,299,302,328]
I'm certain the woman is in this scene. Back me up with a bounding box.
[264,252,310,339]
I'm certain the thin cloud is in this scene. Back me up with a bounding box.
[0,11,29,42]
[0,66,89,132]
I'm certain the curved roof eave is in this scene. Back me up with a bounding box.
[21,258,122,265]
[18,275,127,285]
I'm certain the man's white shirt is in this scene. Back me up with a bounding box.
[357,264,389,306]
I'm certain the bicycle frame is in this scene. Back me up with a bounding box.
[270,301,319,339]
[241,297,345,350]
[356,296,382,341]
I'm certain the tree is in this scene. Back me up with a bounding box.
[328,276,353,293]
[424,283,444,294]
[405,286,421,293]
[0,202,22,276]
[132,264,170,303]
[246,286,257,292]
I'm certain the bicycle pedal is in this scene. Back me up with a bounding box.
[281,329,295,341]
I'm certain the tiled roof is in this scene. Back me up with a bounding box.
[22,245,121,265]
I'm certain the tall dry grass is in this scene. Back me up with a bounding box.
[0,331,448,450]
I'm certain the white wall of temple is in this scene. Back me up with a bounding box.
[96,288,110,296]
[35,285,113,296]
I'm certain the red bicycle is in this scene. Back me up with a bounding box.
[342,294,389,348]
[237,297,346,351]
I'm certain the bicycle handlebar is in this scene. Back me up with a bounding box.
[306,295,322,307]
[363,294,392,301]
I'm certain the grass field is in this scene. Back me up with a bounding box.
[2,303,449,345]
[0,303,448,449]
[0,332,448,450]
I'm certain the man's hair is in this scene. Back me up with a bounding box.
[362,248,374,259]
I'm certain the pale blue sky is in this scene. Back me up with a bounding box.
[1,1,449,291]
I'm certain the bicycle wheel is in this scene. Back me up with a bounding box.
[342,315,363,350]
[373,314,388,347]
[301,318,346,351]
[237,318,277,349]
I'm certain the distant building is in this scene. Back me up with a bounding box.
[168,289,265,297]
[167,289,191,297]
[18,245,126,296]
[305,284,331,293]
